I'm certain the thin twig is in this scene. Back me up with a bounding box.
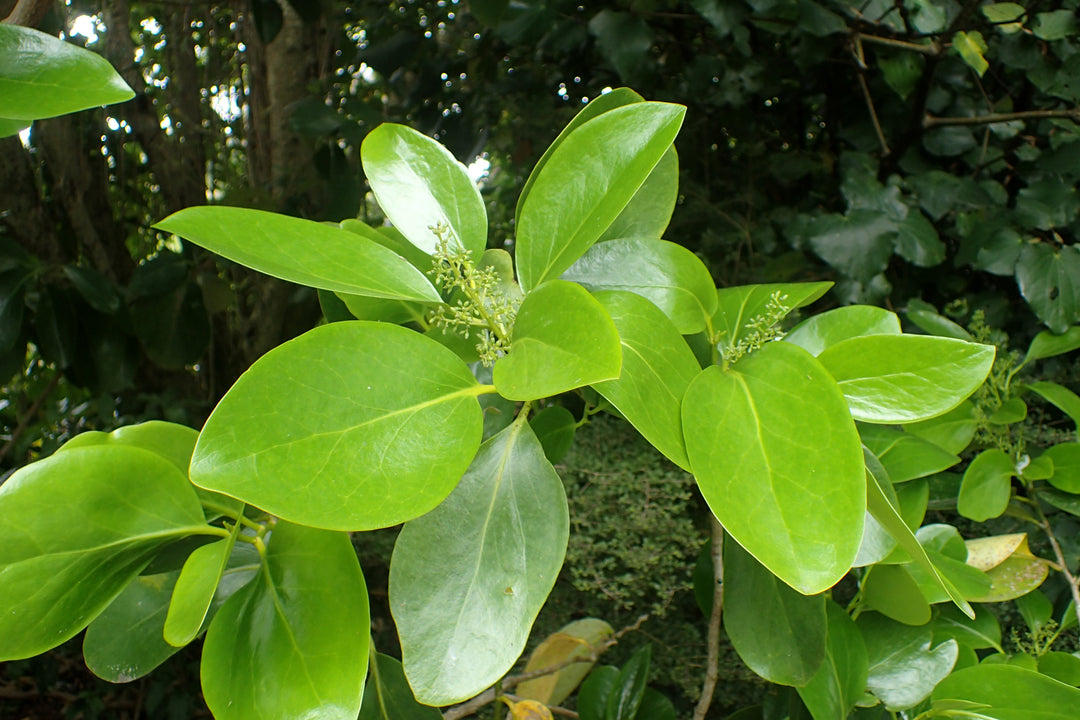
[1034,503,1080,630]
[855,32,940,55]
[924,108,1080,128]
[692,516,724,720]
[0,371,61,464]
[442,616,649,720]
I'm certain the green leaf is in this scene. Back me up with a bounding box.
[1032,10,1076,41]
[588,10,654,84]
[64,264,121,314]
[529,405,577,463]
[361,123,487,258]
[493,280,621,401]
[562,238,717,334]
[958,449,1015,521]
[932,604,1003,653]
[723,536,827,686]
[1045,444,1080,492]
[130,279,210,369]
[578,666,619,720]
[192,322,484,531]
[713,282,832,359]
[516,102,686,291]
[163,533,237,647]
[952,31,989,77]
[816,335,995,424]
[154,207,441,303]
[965,534,1050,602]
[389,420,569,705]
[0,445,207,661]
[903,401,978,455]
[932,664,1080,718]
[1039,486,1080,517]
[1039,652,1080,687]
[807,210,896,281]
[1022,326,1080,366]
[797,602,868,720]
[0,117,29,138]
[516,88,644,222]
[683,341,865,594]
[859,425,960,483]
[859,612,958,710]
[905,299,973,340]
[592,290,700,471]
[599,147,679,241]
[785,306,901,357]
[635,688,677,720]
[1016,243,1080,334]
[607,645,650,720]
[1026,381,1080,432]
[359,653,442,720]
[202,522,370,720]
[989,397,1027,424]
[517,618,614,707]
[1016,590,1053,638]
[0,24,134,121]
[862,564,932,626]
[892,211,945,267]
[982,3,1026,28]
[340,218,433,272]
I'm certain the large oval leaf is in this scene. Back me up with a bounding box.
[682,341,865,594]
[202,522,370,720]
[817,335,995,423]
[859,612,958,710]
[516,102,686,291]
[191,321,485,531]
[598,146,680,242]
[723,536,827,686]
[361,123,487,258]
[785,305,901,357]
[0,24,134,121]
[932,663,1080,719]
[154,207,441,302]
[389,420,570,705]
[592,290,699,470]
[0,445,207,661]
[493,280,621,401]
[562,238,716,334]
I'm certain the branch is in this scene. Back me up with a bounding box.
[691,516,724,720]
[0,371,60,464]
[1033,501,1080,630]
[855,32,940,55]
[1,0,53,27]
[924,108,1080,128]
[442,615,648,720]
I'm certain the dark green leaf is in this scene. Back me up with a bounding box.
[578,666,619,720]
[1022,326,1080,365]
[932,604,1002,653]
[588,10,654,84]
[1032,10,1077,41]
[797,602,868,720]
[607,645,650,720]
[63,265,121,314]
[634,688,676,720]
[1015,243,1080,333]
[806,210,895,281]
[192,322,484,530]
[529,405,576,463]
[359,653,442,720]
[252,0,284,43]
[1026,381,1080,430]
[131,280,210,369]
[905,299,972,340]
[859,612,958,710]
[892,211,945,267]
[33,285,78,368]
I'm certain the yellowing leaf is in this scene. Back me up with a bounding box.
[965,533,1026,571]
[504,698,554,720]
[952,31,989,77]
[965,534,1050,602]
[517,618,613,706]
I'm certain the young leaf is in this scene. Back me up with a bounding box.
[163,532,237,647]
[796,602,868,720]
[1021,325,1080,367]
[0,24,134,121]
[517,618,614,707]
[723,536,827,686]
[859,612,958,710]
[952,31,989,77]
[598,147,679,242]
[592,290,700,470]
[389,420,569,705]
[682,341,865,594]
[358,653,442,720]
[1046,443,1080,491]
[958,448,1014,521]
[493,280,621,401]
[192,322,485,531]
[201,522,370,720]
[816,335,995,423]
[931,664,1080,719]
[154,207,441,302]
[1026,381,1080,433]
[785,305,901,357]
[516,102,686,291]
[562,238,717,334]
[0,445,208,661]
[361,123,487,258]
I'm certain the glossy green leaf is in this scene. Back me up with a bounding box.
[192,322,484,531]
[866,467,974,617]
[202,522,369,720]
[163,532,237,647]
[0,24,134,121]
[797,602,868,720]
[1046,444,1080,491]
[906,548,992,604]
[1027,381,1080,432]
[0,117,28,138]
[958,449,1015,521]
[1022,326,1080,366]
[905,299,972,340]
[932,664,1080,718]
[493,280,621,401]
[516,102,686,291]
[154,207,441,302]
[607,645,650,720]
[562,238,716,334]
[340,218,433,272]
[338,292,431,325]
[516,88,644,222]
[989,397,1027,424]
[577,665,619,720]
[859,425,959,483]
[361,123,486,258]
[807,210,895,281]
[862,564,931,626]
[599,147,679,241]
[517,618,614,707]
[529,405,577,463]
[592,291,699,471]
[903,401,977,454]
[723,536,827,686]
[0,445,207,661]
[785,306,901,357]
[389,420,569,705]
[859,612,958,710]
[817,335,995,424]
[359,653,442,720]
[713,282,831,361]
[932,604,1003,653]
[1016,243,1080,334]
[636,689,677,720]
[683,341,865,594]
[1039,486,1080,517]
[1040,652,1080,687]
